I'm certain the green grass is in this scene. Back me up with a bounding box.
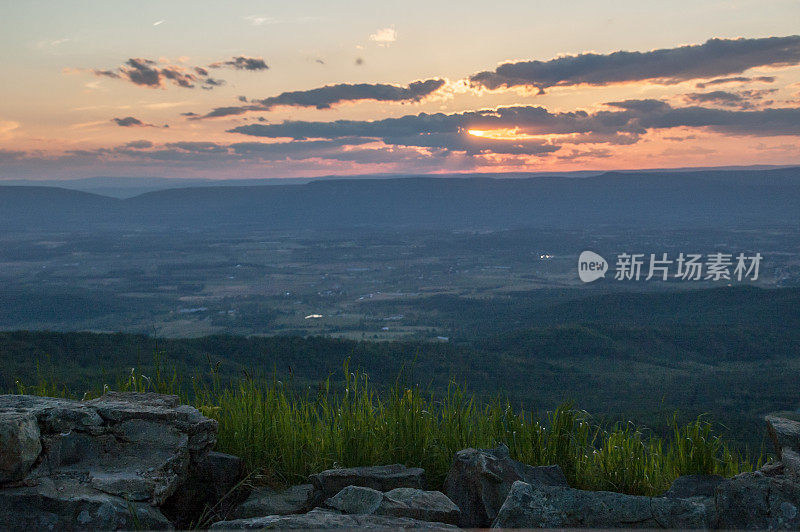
[14,354,757,496]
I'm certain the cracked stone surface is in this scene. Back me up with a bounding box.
[0,392,219,530]
[230,484,316,520]
[492,480,708,529]
[713,471,800,529]
[325,485,461,524]
[211,507,458,529]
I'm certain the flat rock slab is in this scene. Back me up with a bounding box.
[310,463,425,499]
[385,487,461,524]
[211,507,457,529]
[231,484,316,520]
[443,444,567,528]
[0,478,172,531]
[325,485,461,524]
[492,481,708,529]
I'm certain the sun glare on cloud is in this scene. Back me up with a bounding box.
[467,128,543,141]
[467,128,624,145]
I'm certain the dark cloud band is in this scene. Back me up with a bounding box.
[92,58,225,89]
[227,101,800,154]
[470,36,800,91]
[194,79,446,119]
[112,116,149,127]
[695,75,776,88]
[209,56,269,71]
[680,89,777,109]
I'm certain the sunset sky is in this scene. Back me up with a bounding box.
[2,0,800,179]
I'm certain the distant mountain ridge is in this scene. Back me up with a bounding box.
[1,167,799,231]
[0,171,602,198]
[1,165,792,197]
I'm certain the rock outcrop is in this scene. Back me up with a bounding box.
[0,392,227,530]
[442,444,567,527]
[493,480,708,529]
[6,397,800,530]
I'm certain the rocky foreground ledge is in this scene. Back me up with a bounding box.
[2,393,800,530]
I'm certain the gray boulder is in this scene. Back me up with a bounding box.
[0,392,220,529]
[0,412,41,483]
[310,463,425,499]
[385,487,462,524]
[442,444,567,527]
[492,480,708,529]
[766,414,800,458]
[325,485,460,524]
[714,471,800,529]
[210,507,457,529]
[230,484,316,520]
[325,485,388,514]
[665,474,725,499]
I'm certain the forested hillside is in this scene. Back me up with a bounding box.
[3,287,798,452]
